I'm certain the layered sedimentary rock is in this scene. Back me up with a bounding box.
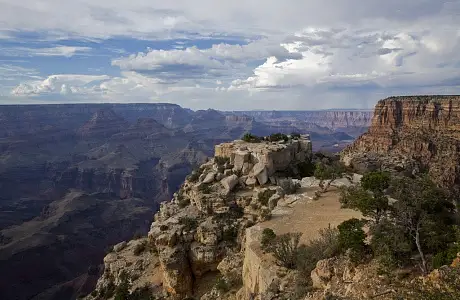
[227,110,373,131]
[89,136,312,300]
[342,95,460,188]
[215,135,312,185]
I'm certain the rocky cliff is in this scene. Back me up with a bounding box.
[227,110,372,132]
[88,135,313,300]
[342,96,460,189]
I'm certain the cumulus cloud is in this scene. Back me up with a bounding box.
[111,39,302,85]
[11,74,110,96]
[230,27,460,94]
[4,0,460,109]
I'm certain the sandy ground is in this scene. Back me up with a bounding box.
[261,186,361,244]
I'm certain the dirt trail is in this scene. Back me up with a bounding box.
[262,186,361,244]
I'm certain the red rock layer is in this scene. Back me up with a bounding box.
[343,95,460,188]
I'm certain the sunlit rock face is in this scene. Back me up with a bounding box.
[342,95,460,188]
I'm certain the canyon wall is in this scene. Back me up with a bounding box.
[342,95,460,188]
[228,110,373,131]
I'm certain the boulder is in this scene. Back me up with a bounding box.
[202,172,216,184]
[113,241,127,252]
[215,173,224,181]
[311,258,335,289]
[268,194,281,210]
[221,175,239,192]
[233,150,250,172]
[253,163,268,185]
[224,169,233,176]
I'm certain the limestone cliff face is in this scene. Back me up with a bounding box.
[87,135,313,300]
[342,96,460,188]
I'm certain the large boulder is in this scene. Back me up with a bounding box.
[253,163,268,185]
[221,175,239,192]
[233,150,250,172]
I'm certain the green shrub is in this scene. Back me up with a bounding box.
[257,189,276,206]
[296,225,339,277]
[114,271,130,300]
[179,217,198,231]
[99,280,115,298]
[432,243,460,269]
[242,133,262,143]
[268,133,289,142]
[222,227,238,242]
[291,132,301,139]
[370,220,412,272]
[215,277,230,292]
[215,156,230,166]
[270,232,302,269]
[261,228,277,250]
[178,198,190,208]
[337,218,367,263]
[297,161,315,177]
[198,183,212,194]
[129,285,156,300]
[133,241,147,256]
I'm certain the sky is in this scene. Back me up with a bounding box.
[0,0,459,110]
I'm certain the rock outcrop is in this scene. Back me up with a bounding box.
[215,134,312,185]
[342,96,460,189]
[87,135,313,300]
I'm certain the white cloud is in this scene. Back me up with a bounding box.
[0,0,454,40]
[1,45,91,57]
[32,46,91,57]
[230,27,460,93]
[11,74,110,96]
[4,0,460,109]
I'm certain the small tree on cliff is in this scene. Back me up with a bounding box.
[390,176,456,274]
[340,171,391,225]
[314,160,346,193]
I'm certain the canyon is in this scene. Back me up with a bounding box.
[82,96,460,300]
[0,104,370,300]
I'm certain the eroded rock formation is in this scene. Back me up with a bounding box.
[342,95,460,189]
[88,135,313,300]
